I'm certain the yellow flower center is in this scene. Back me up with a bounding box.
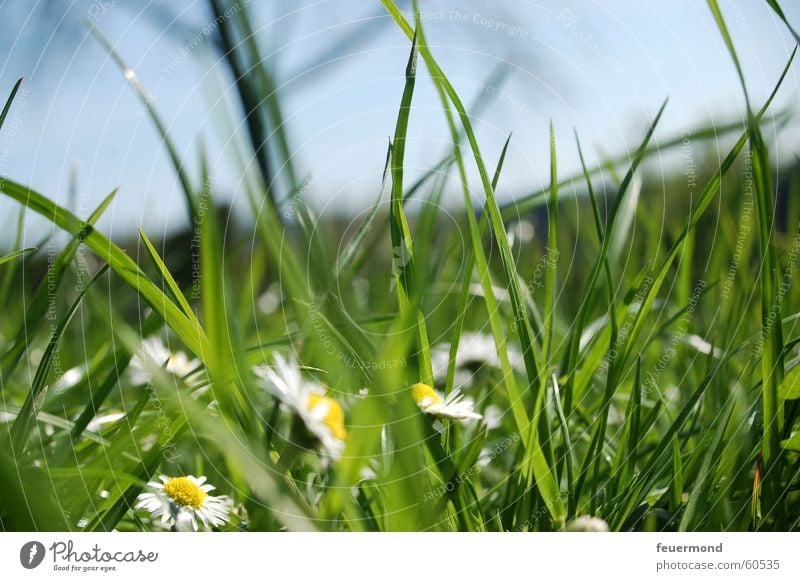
[411,383,442,406]
[306,393,347,441]
[163,477,206,508]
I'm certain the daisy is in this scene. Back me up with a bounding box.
[431,332,523,385]
[135,474,232,531]
[565,515,610,532]
[253,353,347,459]
[129,337,201,386]
[506,219,535,246]
[411,383,482,421]
[53,366,84,394]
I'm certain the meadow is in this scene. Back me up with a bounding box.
[1,0,800,532]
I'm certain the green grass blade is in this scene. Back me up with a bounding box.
[679,401,734,531]
[10,264,109,455]
[705,3,788,519]
[386,0,567,526]
[0,191,116,375]
[0,247,36,265]
[139,228,197,321]
[615,49,794,391]
[542,123,559,365]
[86,23,197,221]
[334,142,391,283]
[764,0,800,44]
[0,78,23,132]
[0,178,209,358]
[445,133,512,396]
[388,24,434,386]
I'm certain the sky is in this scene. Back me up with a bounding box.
[0,0,799,245]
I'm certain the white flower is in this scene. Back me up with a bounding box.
[431,332,523,386]
[54,366,84,393]
[565,516,610,532]
[86,411,126,433]
[253,354,347,459]
[411,383,482,421]
[257,283,283,315]
[135,475,232,531]
[482,404,504,430]
[129,338,200,386]
[506,219,535,246]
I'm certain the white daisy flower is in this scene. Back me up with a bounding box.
[129,337,201,386]
[506,219,535,246]
[411,383,482,421]
[431,332,523,385]
[135,474,232,531]
[254,354,347,460]
[53,366,84,394]
[86,411,126,433]
[257,282,283,315]
[565,516,610,532]
[482,404,504,430]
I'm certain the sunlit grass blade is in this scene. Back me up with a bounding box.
[197,170,256,432]
[388,23,434,385]
[560,103,666,417]
[614,48,794,396]
[0,246,36,266]
[542,123,559,365]
[552,373,574,518]
[706,0,787,521]
[445,133,512,396]
[0,178,209,358]
[139,228,198,321]
[384,0,565,527]
[499,113,788,218]
[0,190,116,378]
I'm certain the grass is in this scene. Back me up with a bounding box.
[1,0,800,532]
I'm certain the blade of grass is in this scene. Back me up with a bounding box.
[139,228,196,321]
[0,78,23,132]
[499,112,788,218]
[388,0,566,526]
[425,0,562,525]
[444,133,512,396]
[0,178,208,358]
[561,104,667,416]
[10,264,109,455]
[209,0,275,207]
[86,23,197,221]
[388,24,434,385]
[764,0,800,44]
[552,373,574,518]
[1,191,115,375]
[542,123,559,366]
[0,246,36,265]
[679,400,735,531]
[707,0,786,520]
[614,49,794,404]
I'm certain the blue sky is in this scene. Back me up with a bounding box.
[1,0,799,244]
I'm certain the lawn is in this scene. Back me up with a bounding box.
[1,0,800,532]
